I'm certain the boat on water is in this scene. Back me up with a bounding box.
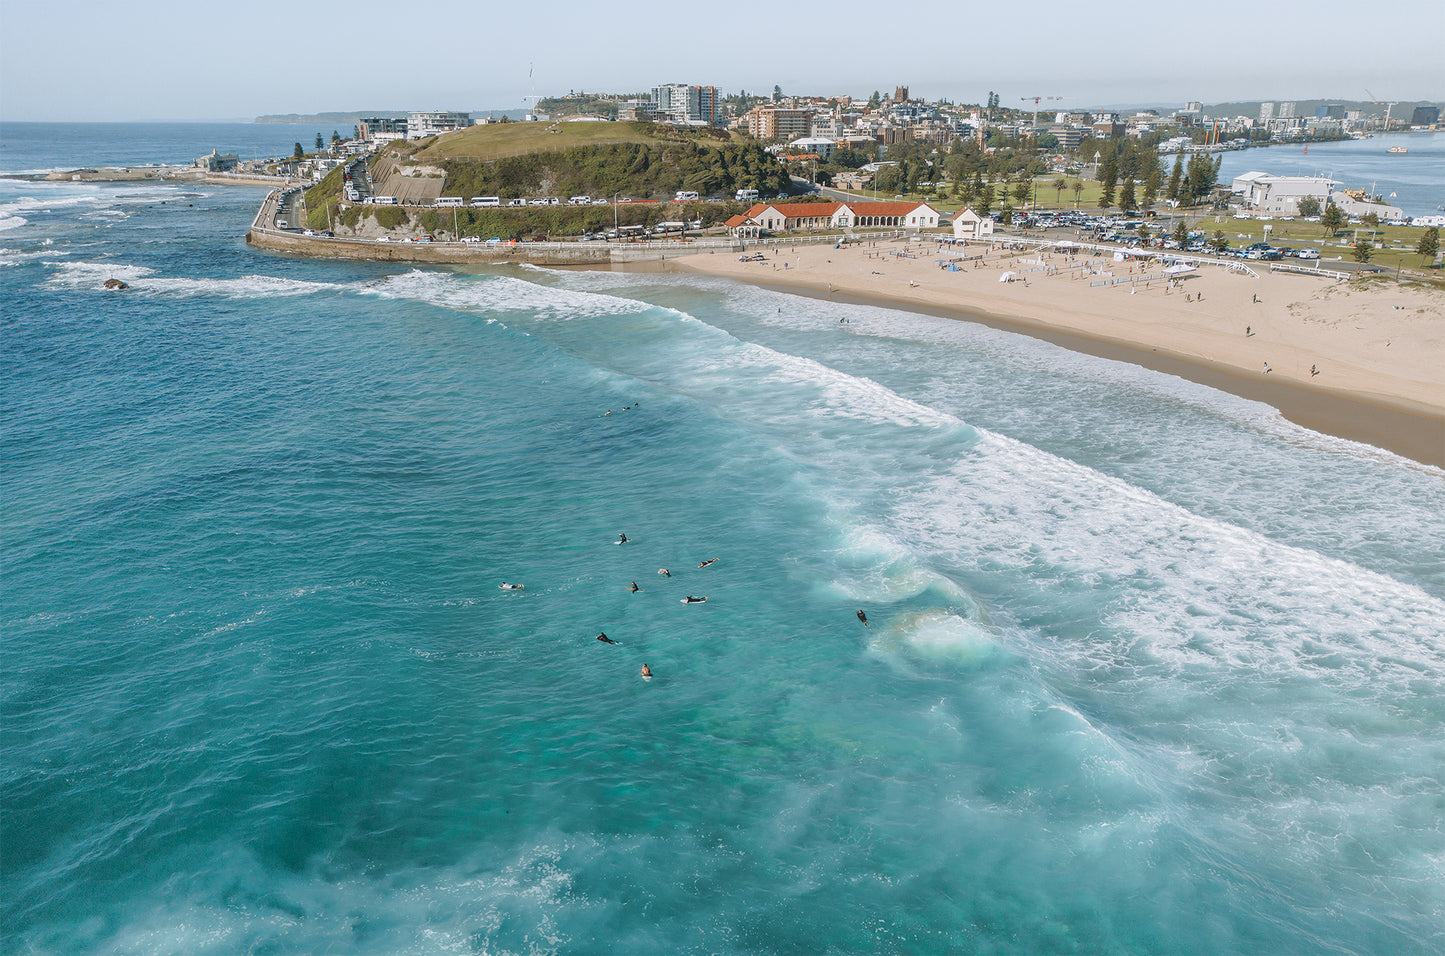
[1387,146,1408,153]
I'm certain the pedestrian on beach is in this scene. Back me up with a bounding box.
[1264,362,1272,373]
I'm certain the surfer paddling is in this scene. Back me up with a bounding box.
[596,633,618,645]
[499,583,524,590]
[683,595,708,604]
[698,558,718,569]
[857,610,869,626]
[657,568,670,577]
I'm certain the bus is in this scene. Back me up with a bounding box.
[435,197,464,207]
[470,196,501,207]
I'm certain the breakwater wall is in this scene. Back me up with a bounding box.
[246,227,879,265]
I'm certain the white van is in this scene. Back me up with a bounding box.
[470,196,501,207]
[569,196,591,205]
[675,191,699,202]
[735,189,759,202]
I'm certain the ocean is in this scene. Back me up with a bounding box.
[2,123,1443,955]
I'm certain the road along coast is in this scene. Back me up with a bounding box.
[665,238,1445,467]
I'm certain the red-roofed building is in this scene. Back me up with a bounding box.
[740,200,940,233]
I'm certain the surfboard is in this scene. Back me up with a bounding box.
[681,597,707,604]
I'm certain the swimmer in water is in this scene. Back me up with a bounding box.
[698,558,717,568]
[857,609,869,626]
[641,664,653,679]
[628,581,639,592]
[596,633,618,645]
[658,568,670,577]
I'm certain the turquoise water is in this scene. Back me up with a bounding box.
[3,126,1444,955]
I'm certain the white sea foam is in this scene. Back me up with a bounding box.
[871,609,1002,668]
[365,269,649,321]
[890,429,1445,690]
[0,215,27,232]
[42,259,354,298]
[0,246,56,265]
[32,841,585,956]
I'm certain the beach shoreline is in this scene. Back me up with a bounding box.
[604,240,1444,467]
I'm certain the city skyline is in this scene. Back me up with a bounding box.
[2,0,1442,122]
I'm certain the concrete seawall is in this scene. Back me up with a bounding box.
[244,226,777,266]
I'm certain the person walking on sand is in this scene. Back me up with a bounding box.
[1311,364,1319,377]
[1264,362,1272,373]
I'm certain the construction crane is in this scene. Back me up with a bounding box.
[1365,89,1397,130]
[1020,96,1063,127]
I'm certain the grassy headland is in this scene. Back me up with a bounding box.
[303,121,792,240]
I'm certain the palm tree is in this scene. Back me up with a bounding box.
[1053,178,1066,208]
[1071,180,1083,207]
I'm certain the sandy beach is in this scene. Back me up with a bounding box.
[667,237,1445,467]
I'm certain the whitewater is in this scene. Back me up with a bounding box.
[2,125,1443,955]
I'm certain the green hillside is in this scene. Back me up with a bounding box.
[411,120,719,161]
[395,120,790,202]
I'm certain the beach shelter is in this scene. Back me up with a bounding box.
[998,271,1016,283]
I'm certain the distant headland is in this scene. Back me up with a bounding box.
[254,110,529,125]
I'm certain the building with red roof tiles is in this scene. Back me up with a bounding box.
[740,201,940,233]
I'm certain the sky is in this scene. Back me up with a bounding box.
[2,0,1441,122]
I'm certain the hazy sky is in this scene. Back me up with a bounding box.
[3,0,1441,121]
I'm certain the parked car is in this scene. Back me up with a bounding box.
[1297,248,1320,260]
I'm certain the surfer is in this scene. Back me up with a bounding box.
[640,664,653,679]
[499,583,524,590]
[596,633,618,645]
[657,568,670,577]
[857,610,869,626]
[618,533,629,545]
[698,558,717,569]
[683,595,707,604]
[628,581,639,593]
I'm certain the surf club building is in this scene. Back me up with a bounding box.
[730,200,940,236]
